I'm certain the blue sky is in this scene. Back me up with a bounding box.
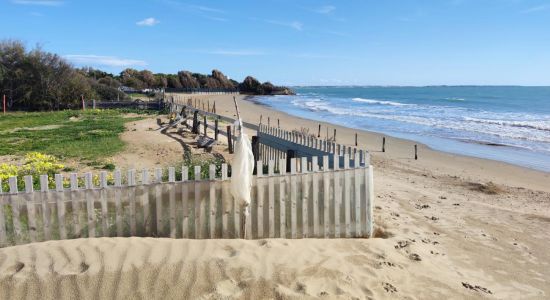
[1,0,550,86]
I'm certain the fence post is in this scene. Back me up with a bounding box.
[203,115,208,137]
[214,118,219,140]
[192,110,199,134]
[252,136,260,174]
[227,125,233,154]
[415,144,418,160]
[382,137,386,152]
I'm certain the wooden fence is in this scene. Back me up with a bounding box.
[256,124,370,169]
[0,156,374,247]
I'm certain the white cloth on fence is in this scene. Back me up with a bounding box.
[229,119,255,216]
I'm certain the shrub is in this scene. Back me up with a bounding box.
[0,152,64,191]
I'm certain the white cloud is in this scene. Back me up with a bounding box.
[11,0,63,6]
[136,17,160,26]
[315,5,335,14]
[267,20,303,31]
[521,4,550,14]
[64,55,147,67]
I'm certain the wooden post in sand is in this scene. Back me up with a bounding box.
[382,137,386,152]
[213,102,216,113]
[414,144,418,160]
[355,133,358,146]
[203,115,208,137]
[214,118,219,140]
[333,129,337,142]
[318,124,321,138]
[278,119,280,128]
[192,110,199,134]
[227,126,233,153]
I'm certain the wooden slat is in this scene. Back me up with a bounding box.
[55,174,67,239]
[181,166,189,238]
[24,176,37,242]
[312,157,319,237]
[155,168,163,236]
[9,177,22,244]
[367,166,374,237]
[209,164,216,238]
[343,155,351,238]
[194,166,201,238]
[39,175,52,241]
[115,170,123,237]
[0,179,6,245]
[322,156,330,238]
[126,170,136,236]
[84,173,95,238]
[278,159,286,238]
[99,171,109,236]
[268,160,275,238]
[334,169,341,238]
[256,160,264,239]
[290,158,297,239]
[221,164,229,238]
[70,173,81,238]
[168,167,176,238]
[232,167,241,239]
[354,153,362,237]
[301,158,309,238]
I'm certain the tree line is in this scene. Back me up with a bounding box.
[0,40,293,111]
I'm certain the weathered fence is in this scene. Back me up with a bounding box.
[256,124,370,169]
[165,88,239,94]
[0,155,374,247]
[86,99,165,110]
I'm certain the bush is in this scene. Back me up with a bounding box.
[0,152,64,191]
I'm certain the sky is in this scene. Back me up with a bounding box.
[1,0,550,86]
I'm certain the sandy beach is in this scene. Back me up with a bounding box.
[1,94,549,299]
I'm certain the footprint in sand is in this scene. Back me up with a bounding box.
[223,245,238,257]
[461,282,492,294]
[383,282,398,293]
[415,204,430,209]
[409,253,422,261]
[395,240,409,249]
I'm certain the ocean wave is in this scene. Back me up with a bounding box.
[444,97,466,101]
[287,95,550,145]
[463,117,550,132]
[351,98,411,106]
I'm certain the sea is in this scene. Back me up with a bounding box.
[249,86,550,172]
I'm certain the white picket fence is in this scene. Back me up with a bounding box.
[0,155,374,247]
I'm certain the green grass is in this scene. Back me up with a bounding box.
[0,110,145,161]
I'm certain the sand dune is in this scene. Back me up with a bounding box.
[0,237,426,299]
